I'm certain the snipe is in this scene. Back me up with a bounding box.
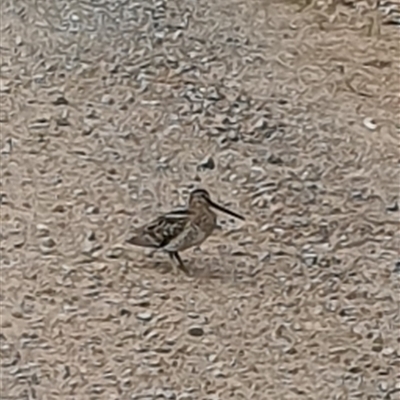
[126,188,245,274]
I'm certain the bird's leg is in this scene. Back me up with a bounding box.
[172,252,190,275]
[168,252,179,275]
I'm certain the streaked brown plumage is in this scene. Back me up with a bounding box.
[126,188,245,274]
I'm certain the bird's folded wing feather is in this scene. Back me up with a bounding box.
[161,222,204,253]
[138,209,191,247]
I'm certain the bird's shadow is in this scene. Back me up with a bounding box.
[125,250,240,282]
[138,258,231,281]
[189,265,230,280]
[149,260,175,275]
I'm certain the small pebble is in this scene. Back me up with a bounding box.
[0,110,8,122]
[378,381,389,392]
[207,86,221,101]
[106,247,123,259]
[1,318,11,328]
[253,117,268,130]
[197,155,215,170]
[258,252,270,262]
[1,138,13,154]
[52,204,66,213]
[86,205,99,214]
[0,193,7,205]
[101,94,114,105]
[227,130,239,141]
[136,312,153,321]
[363,117,377,131]
[217,135,229,148]
[82,240,97,255]
[188,326,204,337]
[36,224,50,237]
[11,308,23,318]
[212,369,226,378]
[42,237,56,248]
[0,80,11,93]
[155,389,175,399]
[177,393,194,400]
[29,118,50,129]
[386,201,399,212]
[267,154,283,164]
[82,126,93,136]
[73,188,86,196]
[120,308,131,317]
[382,347,395,356]
[393,261,400,273]
[303,253,318,267]
[52,96,68,106]
[56,110,70,126]
[87,230,96,241]
[13,236,25,248]
[292,322,302,331]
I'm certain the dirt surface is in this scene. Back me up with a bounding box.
[1,0,400,399]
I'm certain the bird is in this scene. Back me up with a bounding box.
[126,188,245,274]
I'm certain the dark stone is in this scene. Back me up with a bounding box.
[52,96,69,106]
[188,326,204,337]
[197,156,215,170]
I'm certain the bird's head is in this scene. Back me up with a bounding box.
[188,188,245,220]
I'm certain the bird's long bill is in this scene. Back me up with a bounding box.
[207,199,245,220]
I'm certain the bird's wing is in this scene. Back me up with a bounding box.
[161,221,205,253]
[127,209,191,248]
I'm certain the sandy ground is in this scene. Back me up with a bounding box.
[1,0,400,399]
